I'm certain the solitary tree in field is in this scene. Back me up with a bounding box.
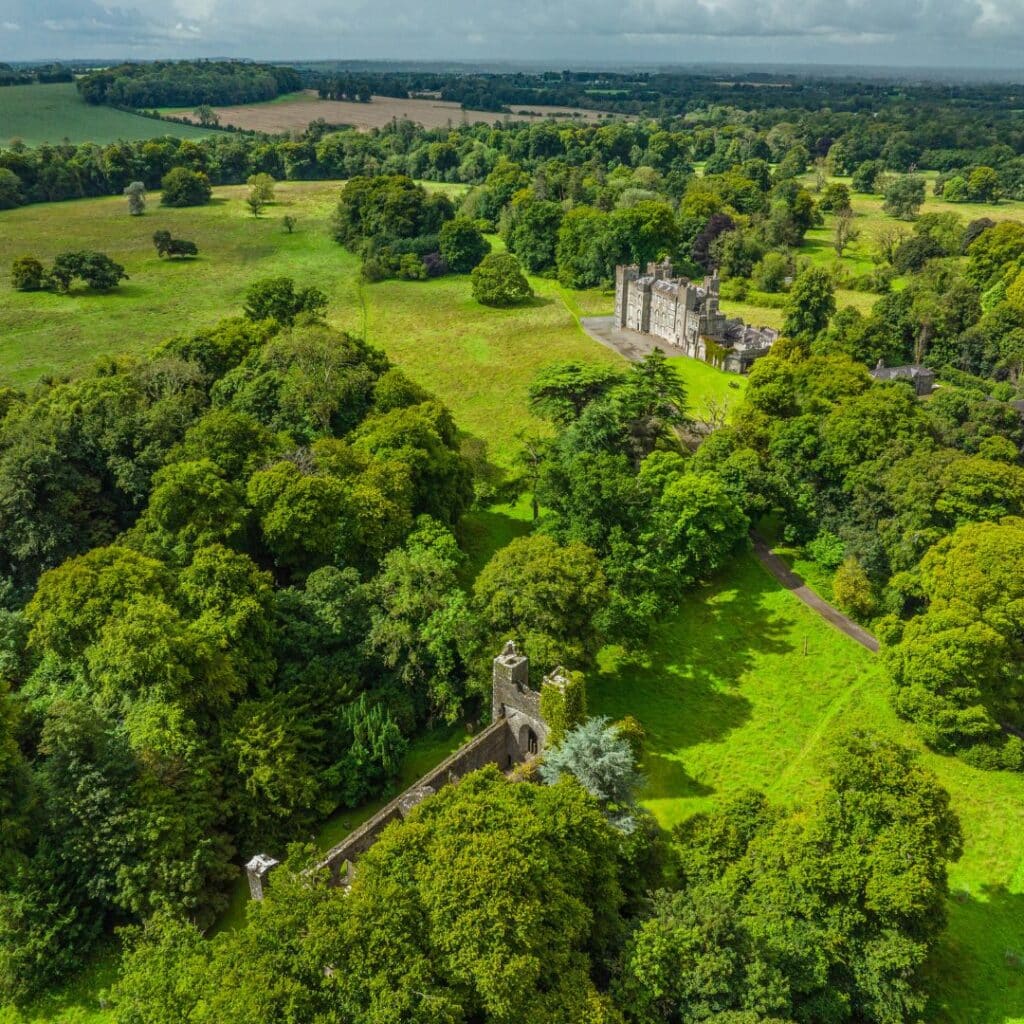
[153,231,198,259]
[193,104,219,127]
[883,175,926,221]
[470,253,532,307]
[833,207,859,256]
[160,167,212,208]
[246,195,265,218]
[123,181,146,216]
[247,173,276,205]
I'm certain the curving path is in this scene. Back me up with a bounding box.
[750,532,879,653]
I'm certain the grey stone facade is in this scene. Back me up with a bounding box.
[246,642,562,897]
[614,260,777,373]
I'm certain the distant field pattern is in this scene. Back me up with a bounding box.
[161,89,608,132]
[0,82,219,147]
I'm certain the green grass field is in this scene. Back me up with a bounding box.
[2,179,1023,1024]
[0,83,219,147]
[590,553,1024,1024]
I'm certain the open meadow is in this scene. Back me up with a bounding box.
[158,89,606,133]
[0,83,219,147]
[1,179,1023,1024]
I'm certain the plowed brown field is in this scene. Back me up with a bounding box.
[169,90,607,133]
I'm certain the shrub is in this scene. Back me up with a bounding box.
[153,231,198,259]
[806,530,845,569]
[243,277,327,325]
[396,253,428,280]
[613,714,646,759]
[892,234,944,273]
[160,167,212,208]
[471,253,533,307]
[818,182,852,212]
[47,251,128,292]
[11,256,45,291]
[750,252,790,293]
[833,556,876,620]
[851,159,883,193]
[943,176,970,202]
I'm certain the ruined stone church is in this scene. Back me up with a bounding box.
[615,260,778,373]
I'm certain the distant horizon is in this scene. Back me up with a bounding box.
[3,0,1024,75]
[5,55,1024,86]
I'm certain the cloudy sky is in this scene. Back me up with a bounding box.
[1,0,1022,69]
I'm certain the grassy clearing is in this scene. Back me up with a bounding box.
[0,83,218,147]
[0,181,622,468]
[590,551,1024,1024]
[668,354,747,423]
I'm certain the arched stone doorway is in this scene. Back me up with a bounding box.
[519,723,539,757]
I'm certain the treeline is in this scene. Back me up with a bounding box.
[76,60,303,109]
[0,63,72,86]
[297,64,1024,123]
[316,73,410,102]
[8,103,1024,219]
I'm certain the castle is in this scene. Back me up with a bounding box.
[246,642,565,898]
[614,260,778,373]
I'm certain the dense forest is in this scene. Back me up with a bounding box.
[76,61,303,109]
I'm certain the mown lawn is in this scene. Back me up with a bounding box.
[0,82,218,147]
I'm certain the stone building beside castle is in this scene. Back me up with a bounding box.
[615,260,778,373]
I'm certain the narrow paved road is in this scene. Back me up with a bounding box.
[750,533,879,653]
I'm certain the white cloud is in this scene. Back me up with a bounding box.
[3,0,1023,66]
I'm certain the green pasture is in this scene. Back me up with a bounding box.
[0,83,218,147]
[590,552,1024,1024]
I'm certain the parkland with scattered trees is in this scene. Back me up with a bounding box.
[3,64,1024,1024]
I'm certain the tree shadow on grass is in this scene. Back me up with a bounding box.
[457,506,533,584]
[924,884,1024,1023]
[591,555,800,806]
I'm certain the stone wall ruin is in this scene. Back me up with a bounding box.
[245,642,564,898]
